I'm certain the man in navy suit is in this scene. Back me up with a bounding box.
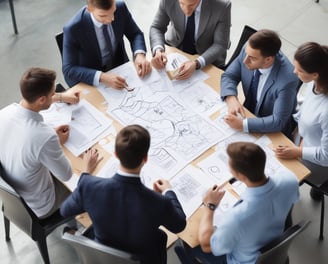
[62,0,151,89]
[60,125,186,264]
[220,29,299,139]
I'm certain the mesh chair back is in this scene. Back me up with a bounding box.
[224,25,257,70]
[255,220,310,264]
[62,232,140,264]
[55,32,64,58]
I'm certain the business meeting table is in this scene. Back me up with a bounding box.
[62,46,310,248]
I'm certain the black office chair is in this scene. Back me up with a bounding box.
[302,176,328,240]
[62,227,141,264]
[54,31,67,92]
[55,32,64,59]
[0,163,74,264]
[255,220,310,264]
[175,220,309,264]
[223,25,257,70]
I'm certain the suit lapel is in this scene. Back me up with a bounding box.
[197,0,210,40]
[255,56,280,114]
[83,10,102,64]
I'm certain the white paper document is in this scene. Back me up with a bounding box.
[197,148,234,186]
[165,52,208,91]
[170,165,217,218]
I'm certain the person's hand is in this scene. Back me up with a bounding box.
[82,148,103,174]
[203,185,225,207]
[61,89,80,104]
[175,60,196,80]
[224,114,243,131]
[134,53,152,78]
[151,49,167,70]
[274,145,302,159]
[225,95,246,118]
[100,72,127,90]
[55,125,70,145]
[153,179,172,194]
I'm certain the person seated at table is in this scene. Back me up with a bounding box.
[275,42,328,201]
[177,142,299,264]
[60,124,187,263]
[221,29,299,139]
[62,0,151,89]
[0,67,99,219]
[149,0,231,80]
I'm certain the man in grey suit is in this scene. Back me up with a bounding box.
[221,29,299,139]
[150,0,231,80]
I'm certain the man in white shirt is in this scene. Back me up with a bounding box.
[0,67,100,218]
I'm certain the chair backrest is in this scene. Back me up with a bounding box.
[55,32,64,59]
[62,232,141,264]
[0,163,37,236]
[255,220,310,264]
[224,25,257,70]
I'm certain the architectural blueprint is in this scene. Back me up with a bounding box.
[104,83,226,177]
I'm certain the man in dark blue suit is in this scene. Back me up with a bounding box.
[60,125,186,264]
[62,0,151,89]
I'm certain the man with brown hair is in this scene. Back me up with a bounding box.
[0,67,98,219]
[61,124,186,263]
[221,29,299,139]
[63,0,151,89]
[177,142,299,263]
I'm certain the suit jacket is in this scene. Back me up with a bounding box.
[60,173,186,264]
[150,0,231,68]
[62,1,147,87]
[220,46,299,137]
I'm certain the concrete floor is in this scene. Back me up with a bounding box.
[1,0,328,263]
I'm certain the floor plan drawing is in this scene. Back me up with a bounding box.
[107,85,226,177]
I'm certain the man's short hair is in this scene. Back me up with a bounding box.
[87,0,114,10]
[115,125,151,169]
[227,142,266,182]
[248,29,281,57]
[20,67,56,103]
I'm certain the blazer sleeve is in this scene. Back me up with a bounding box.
[149,0,170,52]
[199,0,231,67]
[220,48,244,100]
[117,1,146,53]
[60,173,90,217]
[161,190,186,233]
[62,16,98,87]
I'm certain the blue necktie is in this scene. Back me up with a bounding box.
[181,12,196,54]
[102,24,114,71]
[244,69,261,113]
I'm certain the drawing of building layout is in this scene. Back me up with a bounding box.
[107,85,226,177]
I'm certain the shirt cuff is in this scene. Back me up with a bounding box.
[152,45,165,56]
[302,146,317,163]
[242,118,249,132]
[133,49,146,57]
[93,71,102,87]
[197,56,206,68]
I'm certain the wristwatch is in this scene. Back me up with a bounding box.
[202,202,217,211]
[194,59,201,70]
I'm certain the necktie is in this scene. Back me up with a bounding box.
[102,24,114,71]
[181,12,196,54]
[244,69,261,113]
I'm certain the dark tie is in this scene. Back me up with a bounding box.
[244,69,261,113]
[102,24,114,71]
[181,12,196,54]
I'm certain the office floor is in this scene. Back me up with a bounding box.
[0,0,328,263]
